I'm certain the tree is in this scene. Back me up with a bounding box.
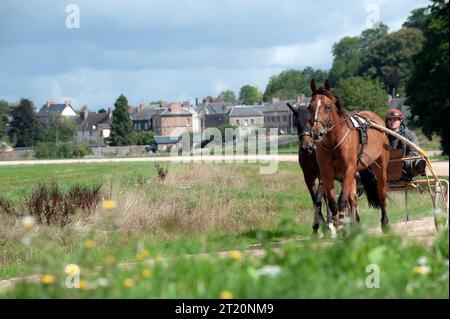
[109,94,134,146]
[135,131,155,145]
[403,7,430,30]
[98,108,107,113]
[329,36,364,86]
[9,98,43,147]
[217,90,236,103]
[238,85,263,105]
[328,23,388,86]
[0,100,10,140]
[406,0,449,154]
[360,22,389,51]
[43,115,76,143]
[263,68,328,101]
[360,28,424,95]
[335,76,389,116]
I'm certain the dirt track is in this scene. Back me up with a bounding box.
[0,156,448,176]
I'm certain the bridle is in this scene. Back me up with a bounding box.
[311,97,351,152]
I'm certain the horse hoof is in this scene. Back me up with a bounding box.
[310,230,324,240]
[328,223,337,239]
[381,223,391,234]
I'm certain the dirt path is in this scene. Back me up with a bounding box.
[368,217,438,246]
[0,156,448,176]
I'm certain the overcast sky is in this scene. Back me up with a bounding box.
[0,0,430,111]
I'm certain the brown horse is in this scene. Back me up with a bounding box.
[307,79,390,232]
[286,102,332,234]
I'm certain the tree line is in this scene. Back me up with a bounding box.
[213,0,448,153]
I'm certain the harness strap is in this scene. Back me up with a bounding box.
[351,112,371,164]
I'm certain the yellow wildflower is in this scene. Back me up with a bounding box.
[220,290,233,299]
[102,199,117,210]
[79,279,89,290]
[142,269,152,278]
[21,215,35,230]
[123,278,135,288]
[155,255,164,263]
[85,239,94,249]
[64,264,80,276]
[135,248,150,261]
[227,250,242,261]
[41,274,56,285]
[413,265,431,275]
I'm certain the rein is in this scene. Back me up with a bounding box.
[316,115,352,152]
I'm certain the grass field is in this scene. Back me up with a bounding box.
[0,161,448,298]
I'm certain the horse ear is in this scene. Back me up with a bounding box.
[286,102,297,114]
[310,79,317,93]
[324,79,331,91]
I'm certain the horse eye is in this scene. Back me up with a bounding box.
[326,105,331,112]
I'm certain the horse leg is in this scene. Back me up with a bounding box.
[348,178,360,226]
[305,172,326,232]
[338,169,358,231]
[372,156,390,232]
[314,181,327,228]
[322,177,339,238]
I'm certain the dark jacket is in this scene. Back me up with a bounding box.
[388,123,419,156]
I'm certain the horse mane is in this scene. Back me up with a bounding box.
[312,87,345,116]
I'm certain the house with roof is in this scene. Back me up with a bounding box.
[131,103,165,132]
[228,105,264,128]
[262,95,311,134]
[153,102,194,136]
[37,100,78,125]
[197,101,233,130]
[75,108,113,146]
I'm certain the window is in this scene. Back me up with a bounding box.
[250,119,255,125]
[187,118,191,126]
[244,119,248,126]
[236,119,240,125]
[282,116,287,121]
[277,116,281,122]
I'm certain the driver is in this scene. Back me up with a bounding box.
[385,108,426,181]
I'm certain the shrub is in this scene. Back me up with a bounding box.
[72,145,90,158]
[14,182,104,226]
[135,131,155,146]
[34,142,91,159]
[154,163,168,181]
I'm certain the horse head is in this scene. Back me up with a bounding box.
[286,102,314,155]
[308,79,345,142]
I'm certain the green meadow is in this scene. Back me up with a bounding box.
[0,161,448,298]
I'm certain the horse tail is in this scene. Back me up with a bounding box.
[359,168,382,209]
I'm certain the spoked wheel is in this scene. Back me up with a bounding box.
[433,180,449,232]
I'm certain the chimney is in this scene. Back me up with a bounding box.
[169,102,182,113]
[139,102,144,110]
[46,99,54,107]
[195,98,198,107]
[271,97,280,103]
[65,99,72,107]
[107,107,112,119]
[82,108,88,121]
